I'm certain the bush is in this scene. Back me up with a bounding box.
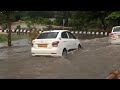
[16,25,21,29]
[0,34,7,42]
[41,18,52,25]
[0,34,28,43]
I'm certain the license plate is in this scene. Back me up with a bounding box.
[38,44,47,47]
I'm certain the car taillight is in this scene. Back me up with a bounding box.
[109,33,113,36]
[52,41,59,47]
[109,33,118,38]
[32,40,35,47]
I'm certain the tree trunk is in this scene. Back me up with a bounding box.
[6,12,12,47]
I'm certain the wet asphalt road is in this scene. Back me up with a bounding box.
[0,37,120,79]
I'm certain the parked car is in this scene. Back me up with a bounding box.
[31,30,82,57]
[109,26,120,44]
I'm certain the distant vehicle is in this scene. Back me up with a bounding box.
[109,26,120,44]
[31,30,82,57]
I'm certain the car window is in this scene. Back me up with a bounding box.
[113,27,120,32]
[61,32,68,38]
[67,32,76,39]
[37,32,58,39]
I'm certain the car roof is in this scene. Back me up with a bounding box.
[113,26,120,28]
[42,30,69,33]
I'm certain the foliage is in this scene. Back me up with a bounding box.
[1,11,120,31]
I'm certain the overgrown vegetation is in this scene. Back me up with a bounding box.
[0,34,27,43]
[0,34,7,42]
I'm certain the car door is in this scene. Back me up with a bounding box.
[67,32,77,49]
[61,31,71,51]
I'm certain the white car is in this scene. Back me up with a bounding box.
[109,26,120,44]
[31,30,82,57]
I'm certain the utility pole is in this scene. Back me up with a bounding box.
[6,12,12,47]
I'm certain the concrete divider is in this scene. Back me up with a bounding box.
[0,29,109,36]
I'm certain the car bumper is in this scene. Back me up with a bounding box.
[31,47,62,56]
[109,39,120,44]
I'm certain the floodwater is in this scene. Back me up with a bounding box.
[0,36,120,79]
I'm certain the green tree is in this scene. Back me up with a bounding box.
[88,11,112,30]
[1,11,14,46]
[54,11,71,26]
[105,11,120,26]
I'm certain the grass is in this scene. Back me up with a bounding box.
[11,34,28,41]
[0,33,28,43]
[0,34,8,42]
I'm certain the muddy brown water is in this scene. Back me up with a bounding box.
[0,36,120,79]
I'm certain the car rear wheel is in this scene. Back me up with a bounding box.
[78,44,82,50]
[62,49,67,57]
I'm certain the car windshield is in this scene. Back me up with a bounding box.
[113,27,120,32]
[37,32,58,39]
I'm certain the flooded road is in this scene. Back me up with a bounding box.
[0,37,120,79]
